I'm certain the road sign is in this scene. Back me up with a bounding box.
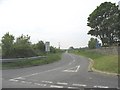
[45,42,50,52]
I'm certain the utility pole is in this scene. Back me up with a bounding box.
[58,42,60,49]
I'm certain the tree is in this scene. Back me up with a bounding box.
[87,2,119,46]
[69,46,74,50]
[2,32,15,58]
[50,46,56,53]
[36,41,45,52]
[1,32,59,58]
[13,34,36,58]
[33,41,45,55]
[88,38,97,49]
[0,43,2,49]
[116,9,120,45]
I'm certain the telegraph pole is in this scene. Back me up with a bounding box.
[58,42,60,49]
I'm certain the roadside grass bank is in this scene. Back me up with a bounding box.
[70,49,118,74]
[2,53,62,69]
[0,48,1,69]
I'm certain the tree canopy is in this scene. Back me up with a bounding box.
[2,32,15,58]
[13,34,36,58]
[1,33,59,58]
[87,2,120,46]
[88,38,98,49]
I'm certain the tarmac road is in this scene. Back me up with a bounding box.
[2,52,118,89]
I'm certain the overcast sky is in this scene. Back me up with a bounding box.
[0,0,119,49]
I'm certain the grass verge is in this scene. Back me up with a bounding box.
[2,53,62,69]
[70,50,118,74]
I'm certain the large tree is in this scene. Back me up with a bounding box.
[87,2,119,46]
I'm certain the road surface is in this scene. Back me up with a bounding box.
[2,53,118,89]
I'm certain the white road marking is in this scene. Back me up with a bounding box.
[68,87,78,89]
[72,83,87,87]
[94,85,109,88]
[63,65,80,72]
[50,85,63,88]
[21,81,26,83]
[31,73,39,76]
[42,80,53,84]
[63,70,76,72]
[20,81,32,84]
[57,82,68,85]
[14,67,63,79]
[34,83,46,86]
[14,77,25,80]
[75,65,80,72]
[9,79,19,82]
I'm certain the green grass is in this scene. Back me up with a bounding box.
[70,50,118,74]
[0,48,1,69]
[93,55,118,73]
[2,53,62,69]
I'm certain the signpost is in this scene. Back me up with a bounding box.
[45,42,50,52]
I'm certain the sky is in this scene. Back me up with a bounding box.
[0,0,119,49]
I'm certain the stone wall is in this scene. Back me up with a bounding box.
[91,46,118,55]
